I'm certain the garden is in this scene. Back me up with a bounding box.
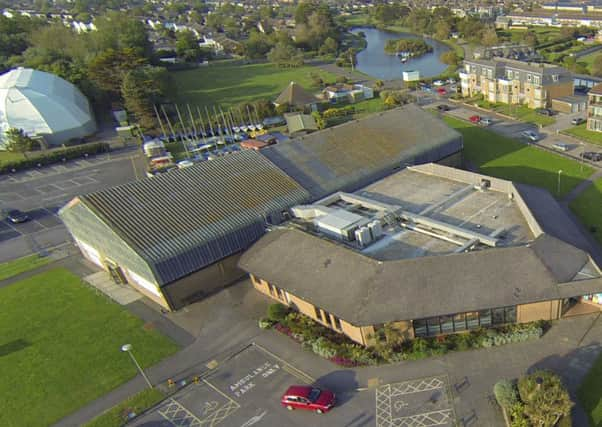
[474,98,555,126]
[494,371,572,427]
[0,268,178,426]
[562,123,602,147]
[261,304,548,367]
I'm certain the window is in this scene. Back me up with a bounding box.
[314,306,322,320]
[440,315,454,333]
[507,70,513,79]
[552,74,559,82]
[466,312,479,329]
[427,317,441,335]
[527,74,532,82]
[276,287,285,301]
[505,306,517,323]
[323,310,333,327]
[487,69,493,79]
[492,308,505,324]
[479,309,492,327]
[267,283,275,296]
[454,313,467,331]
[533,75,541,85]
[413,319,427,337]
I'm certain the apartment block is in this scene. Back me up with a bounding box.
[460,58,573,109]
[587,83,602,132]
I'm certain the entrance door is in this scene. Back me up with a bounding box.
[105,260,127,285]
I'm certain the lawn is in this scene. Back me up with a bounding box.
[578,349,602,426]
[85,388,165,427]
[570,178,602,245]
[352,97,385,118]
[0,268,179,427]
[475,100,555,126]
[170,63,337,108]
[562,123,602,147]
[443,116,594,198]
[0,254,51,281]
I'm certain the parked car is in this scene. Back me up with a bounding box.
[553,142,570,151]
[6,209,29,224]
[581,151,602,161]
[479,117,493,126]
[437,104,450,111]
[436,87,447,95]
[433,80,445,87]
[535,108,554,116]
[521,130,540,141]
[469,115,481,123]
[571,117,586,125]
[450,84,458,92]
[281,386,336,414]
[446,78,456,84]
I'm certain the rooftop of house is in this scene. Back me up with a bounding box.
[589,83,602,96]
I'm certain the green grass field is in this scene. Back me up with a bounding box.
[443,116,593,198]
[0,254,51,281]
[0,268,178,427]
[475,100,555,126]
[85,388,165,427]
[170,63,337,108]
[578,350,602,426]
[570,178,602,245]
[562,123,602,147]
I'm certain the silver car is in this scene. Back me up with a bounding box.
[521,130,539,141]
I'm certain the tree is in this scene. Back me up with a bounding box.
[88,48,147,95]
[481,28,499,47]
[267,43,304,67]
[592,54,602,77]
[440,51,460,66]
[244,30,274,59]
[518,370,572,427]
[4,128,34,153]
[121,66,168,130]
[435,20,451,40]
[176,30,201,62]
[319,37,338,56]
[524,31,538,47]
[309,71,324,88]
[93,12,152,59]
[560,26,578,40]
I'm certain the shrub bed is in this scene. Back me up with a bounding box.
[0,142,110,173]
[263,304,548,366]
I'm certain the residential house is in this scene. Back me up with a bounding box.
[587,83,602,132]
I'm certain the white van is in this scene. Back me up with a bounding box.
[552,143,570,152]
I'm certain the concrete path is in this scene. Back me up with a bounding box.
[562,169,602,205]
[84,271,142,305]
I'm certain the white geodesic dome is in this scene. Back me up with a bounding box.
[0,67,96,148]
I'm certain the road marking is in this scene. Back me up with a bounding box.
[240,410,267,427]
[251,342,315,384]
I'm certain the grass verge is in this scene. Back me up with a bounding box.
[0,268,178,426]
[474,100,555,126]
[562,123,602,148]
[0,254,51,281]
[170,62,336,108]
[84,388,165,427]
[578,350,602,427]
[443,115,593,198]
[569,178,602,245]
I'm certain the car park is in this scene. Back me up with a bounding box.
[469,115,481,123]
[437,104,450,111]
[552,142,570,152]
[521,130,540,141]
[433,80,445,86]
[535,108,554,116]
[571,117,586,125]
[281,385,336,414]
[581,151,602,161]
[6,209,29,224]
[479,117,492,126]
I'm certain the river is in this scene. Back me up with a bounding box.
[350,27,451,80]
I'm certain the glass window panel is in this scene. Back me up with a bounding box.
[314,306,322,320]
[466,312,479,329]
[505,306,517,323]
[492,308,505,324]
[479,310,492,327]
[440,315,454,333]
[333,316,342,331]
[324,311,333,327]
[413,319,427,337]
[454,313,467,331]
[427,317,441,336]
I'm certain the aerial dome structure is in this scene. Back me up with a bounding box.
[0,68,96,149]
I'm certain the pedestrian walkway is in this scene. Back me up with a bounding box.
[562,169,602,205]
[84,271,142,305]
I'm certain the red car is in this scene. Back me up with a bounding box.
[469,115,481,123]
[437,87,447,95]
[281,385,336,414]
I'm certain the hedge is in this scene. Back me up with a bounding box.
[1,142,110,173]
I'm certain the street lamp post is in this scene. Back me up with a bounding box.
[557,170,563,197]
[121,344,153,389]
[580,142,585,173]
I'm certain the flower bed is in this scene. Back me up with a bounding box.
[261,304,549,367]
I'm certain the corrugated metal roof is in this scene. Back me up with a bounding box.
[261,104,463,200]
[78,151,310,285]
